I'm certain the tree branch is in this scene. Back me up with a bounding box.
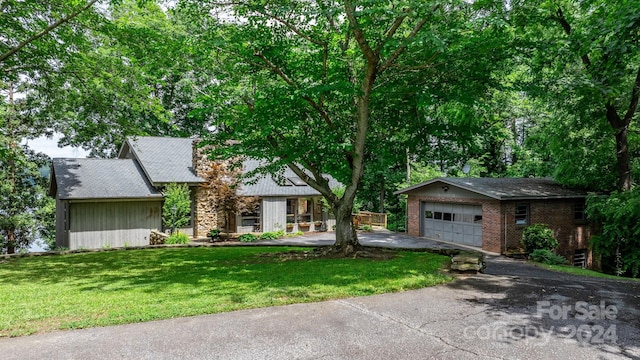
[624,65,640,123]
[0,0,99,64]
[344,1,378,65]
[254,50,334,128]
[376,13,407,54]
[254,9,327,47]
[379,15,431,73]
[554,6,591,68]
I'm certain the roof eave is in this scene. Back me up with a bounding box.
[394,178,501,199]
[62,196,164,202]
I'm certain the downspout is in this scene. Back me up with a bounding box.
[504,212,508,253]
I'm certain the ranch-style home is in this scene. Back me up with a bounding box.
[49,136,337,250]
[395,177,593,266]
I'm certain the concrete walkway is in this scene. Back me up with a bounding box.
[259,229,486,253]
[1,232,639,359]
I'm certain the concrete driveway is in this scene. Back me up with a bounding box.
[1,232,639,359]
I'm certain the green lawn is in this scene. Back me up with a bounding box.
[0,247,452,337]
[534,262,640,281]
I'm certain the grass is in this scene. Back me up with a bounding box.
[533,262,640,281]
[0,247,452,337]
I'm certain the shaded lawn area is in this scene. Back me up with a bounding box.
[534,262,640,281]
[0,247,453,337]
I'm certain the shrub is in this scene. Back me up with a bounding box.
[530,249,569,265]
[166,231,190,244]
[208,229,222,240]
[521,224,558,252]
[259,231,283,240]
[162,183,191,233]
[287,231,304,237]
[238,233,258,242]
[360,224,373,232]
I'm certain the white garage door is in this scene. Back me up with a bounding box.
[421,202,482,247]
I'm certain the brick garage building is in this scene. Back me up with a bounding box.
[395,178,593,266]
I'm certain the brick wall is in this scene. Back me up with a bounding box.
[406,195,502,253]
[406,195,592,259]
[504,199,593,264]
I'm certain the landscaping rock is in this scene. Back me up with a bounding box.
[450,251,485,273]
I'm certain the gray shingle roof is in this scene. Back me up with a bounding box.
[51,158,163,200]
[238,159,341,197]
[123,136,205,185]
[395,177,587,200]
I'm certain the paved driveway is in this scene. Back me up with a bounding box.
[1,232,639,359]
[259,230,474,251]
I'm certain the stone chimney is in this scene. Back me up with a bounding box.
[192,139,218,238]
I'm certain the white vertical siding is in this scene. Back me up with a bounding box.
[261,197,287,232]
[69,200,162,249]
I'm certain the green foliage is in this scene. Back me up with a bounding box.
[529,249,569,265]
[238,233,258,243]
[259,231,285,240]
[287,231,304,237]
[165,231,190,245]
[208,229,221,240]
[521,224,559,252]
[162,183,191,233]
[359,225,373,232]
[587,190,640,278]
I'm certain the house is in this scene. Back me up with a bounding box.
[235,159,339,234]
[395,177,592,266]
[49,136,337,250]
[49,158,164,249]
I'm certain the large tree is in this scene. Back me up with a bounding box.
[511,0,640,191]
[176,0,506,253]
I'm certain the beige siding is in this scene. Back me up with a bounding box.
[262,197,287,232]
[55,199,69,248]
[405,183,490,200]
[69,200,162,249]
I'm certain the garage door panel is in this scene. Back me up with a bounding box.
[422,202,482,248]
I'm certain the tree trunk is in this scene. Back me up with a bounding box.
[614,126,632,191]
[606,104,633,191]
[7,230,16,254]
[334,203,360,255]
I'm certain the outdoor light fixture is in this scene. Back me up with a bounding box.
[442,185,449,192]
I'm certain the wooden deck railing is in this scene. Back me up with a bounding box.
[354,211,387,228]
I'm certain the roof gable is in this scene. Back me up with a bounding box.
[395,177,587,200]
[51,158,163,200]
[121,136,205,186]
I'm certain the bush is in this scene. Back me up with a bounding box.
[166,231,190,245]
[287,231,304,237]
[238,233,258,242]
[530,249,569,265]
[259,231,284,240]
[360,224,373,232]
[521,224,558,252]
[208,229,221,240]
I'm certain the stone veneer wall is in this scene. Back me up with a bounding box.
[192,140,218,238]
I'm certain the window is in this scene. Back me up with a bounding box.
[473,215,482,224]
[241,203,261,230]
[574,201,586,221]
[443,212,452,221]
[425,210,433,219]
[515,203,529,225]
[434,212,443,220]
